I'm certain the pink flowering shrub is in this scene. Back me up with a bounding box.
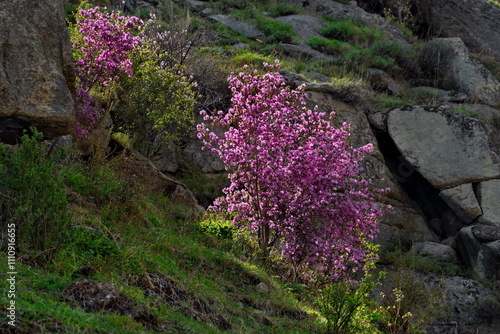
[71,6,142,137]
[198,61,384,280]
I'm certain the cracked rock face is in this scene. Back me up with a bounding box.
[387,106,500,189]
[439,183,482,224]
[476,179,500,226]
[0,0,75,143]
[433,37,500,107]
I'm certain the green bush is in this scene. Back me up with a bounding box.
[200,218,236,240]
[321,20,355,42]
[231,51,274,67]
[415,41,456,89]
[0,129,71,259]
[317,252,383,334]
[112,46,196,152]
[266,3,302,17]
[256,17,294,43]
[308,36,353,55]
[320,18,384,46]
[374,94,412,111]
[64,226,120,259]
[370,41,403,62]
[379,269,448,334]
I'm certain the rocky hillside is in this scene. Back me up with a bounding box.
[1,0,500,333]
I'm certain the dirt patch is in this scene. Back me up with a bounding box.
[129,273,231,330]
[64,279,157,329]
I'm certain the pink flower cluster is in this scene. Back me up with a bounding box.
[73,7,142,137]
[198,61,384,279]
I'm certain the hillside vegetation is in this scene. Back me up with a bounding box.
[2,0,498,333]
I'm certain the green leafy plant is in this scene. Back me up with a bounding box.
[200,218,237,240]
[452,106,481,119]
[0,129,71,260]
[256,17,294,43]
[378,269,448,333]
[266,3,302,17]
[110,24,196,152]
[308,36,353,55]
[320,18,383,46]
[317,265,383,334]
[64,226,121,259]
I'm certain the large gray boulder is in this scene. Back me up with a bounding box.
[432,275,500,334]
[433,37,500,107]
[302,85,436,243]
[274,14,328,41]
[476,179,500,226]
[415,0,500,59]
[208,14,264,39]
[410,241,458,263]
[457,226,500,279]
[387,106,500,189]
[0,0,75,143]
[282,0,412,49]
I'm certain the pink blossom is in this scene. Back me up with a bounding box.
[198,62,385,280]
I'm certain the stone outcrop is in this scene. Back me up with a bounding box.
[439,183,482,224]
[433,37,500,107]
[387,106,500,189]
[457,226,500,279]
[476,179,500,226]
[431,275,500,334]
[208,14,264,39]
[274,14,328,41]
[300,82,437,244]
[414,0,500,59]
[282,0,412,49]
[0,0,75,143]
[409,241,458,263]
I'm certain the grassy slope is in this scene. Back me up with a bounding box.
[0,152,322,333]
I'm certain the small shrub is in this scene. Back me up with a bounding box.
[256,17,294,43]
[379,269,448,334]
[229,8,258,21]
[64,226,121,259]
[317,269,382,334]
[200,218,236,240]
[266,3,302,17]
[369,41,404,72]
[231,51,274,67]
[308,36,353,55]
[415,41,456,89]
[321,19,355,41]
[0,129,71,260]
[374,94,412,111]
[320,18,383,46]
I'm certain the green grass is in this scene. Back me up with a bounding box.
[452,106,481,119]
[0,137,322,333]
[374,93,412,110]
[320,18,384,46]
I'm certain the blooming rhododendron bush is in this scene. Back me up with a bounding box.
[70,5,195,144]
[70,6,142,137]
[198,61,384,280]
